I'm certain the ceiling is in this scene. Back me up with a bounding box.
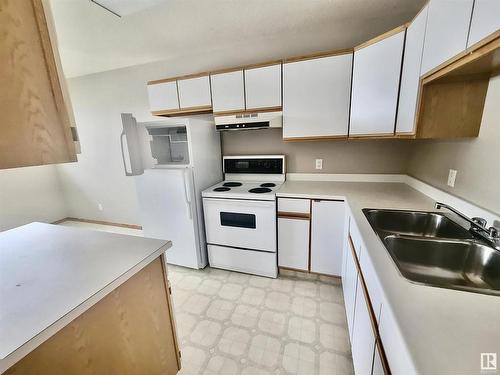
[49,0,426,78]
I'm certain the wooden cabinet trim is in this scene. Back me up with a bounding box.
[348,133,396,139]
[354,24,408,51]
[284,48,353,63]
[152,105,212,117]
[277,211,310,220]
[283,135,349,142]
[376,337,392,375]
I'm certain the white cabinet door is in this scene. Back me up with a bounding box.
[396,6,428,135]
[420,0,474,74]
[352,275,376,375]
[245,64,282,110]
[278,217,309,271]
[342,237,358,341]
[177,75,212,109]
[147,81,179,113]
[310,200,345,276]
[350,30,405,136]
[283,53,352,139]
[372,344,384,375]
[467,0,500,47]
[210,70,245,113]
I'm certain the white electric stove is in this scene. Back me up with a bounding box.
[202,155,285,278]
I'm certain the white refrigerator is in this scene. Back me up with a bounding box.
[120,113,222,269]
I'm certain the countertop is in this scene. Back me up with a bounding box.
[0,222,171,373]
[277,181,500,375]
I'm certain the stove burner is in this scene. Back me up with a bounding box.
[223,182,243,187]
[249,187,272,193]
[260,183,276,188]
[214,187,231,192]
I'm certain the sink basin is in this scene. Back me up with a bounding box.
[383,235,500,296]
[364,208,499,296]
[363,209,473,239]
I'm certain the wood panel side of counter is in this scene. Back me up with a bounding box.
[5,257,180,375]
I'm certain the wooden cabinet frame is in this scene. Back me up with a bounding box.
[0,0,79,169]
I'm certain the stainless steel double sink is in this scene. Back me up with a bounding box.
[363,209,500,296]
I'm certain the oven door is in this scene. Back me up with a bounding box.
[203,198,276,252]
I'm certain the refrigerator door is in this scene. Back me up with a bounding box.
[135,168,201,269]
[120,113,145,176]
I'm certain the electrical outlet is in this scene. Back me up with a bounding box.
[98,203,104,211]
[447,169,457,187]
[315,159,323,170]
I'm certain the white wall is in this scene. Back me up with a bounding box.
[0,165,67,231]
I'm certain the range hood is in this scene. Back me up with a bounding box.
[214,111,282,131]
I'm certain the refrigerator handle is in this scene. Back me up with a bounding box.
[120,131,133,176]
[182,169,193,220]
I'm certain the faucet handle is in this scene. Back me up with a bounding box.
[472,217,487,228]
[489,226,499,239]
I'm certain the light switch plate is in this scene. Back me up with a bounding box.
[315,159,323,170]
[447,169,457,187]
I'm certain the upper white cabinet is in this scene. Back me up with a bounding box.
[467,0,500,47]
[310,200,345,276]
[283,52,353,140]
[245,64,282,110]
[177,75,212,109]
[396,6,429,135]
[147,81,180,113]
[350,29,405,137]
[210,70,245,113]
[420,0,474,74]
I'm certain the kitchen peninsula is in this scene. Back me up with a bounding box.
[0,223,179,374]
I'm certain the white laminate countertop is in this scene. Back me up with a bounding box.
[277,181,500,375]
[0,222,171,373]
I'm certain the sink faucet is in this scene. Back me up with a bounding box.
[435,202,500,249]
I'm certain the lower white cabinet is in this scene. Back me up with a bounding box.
[310,200,345,275]
[352,274,376,375]
[342,236,358,340]
[278,217,310,271]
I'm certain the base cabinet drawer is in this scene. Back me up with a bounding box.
[278,217,310,271]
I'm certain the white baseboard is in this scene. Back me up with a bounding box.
[286,173,500,227]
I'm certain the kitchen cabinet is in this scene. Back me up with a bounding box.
[177,75,212,109]
[244,63,282,110]
[396,5,429,135]
[277,198,310,271]
[420,0,474,75]
[342,236,358,340]
[467,0,500,47]
[278,217,310,271]
[210,70,245,114]
[283,52,353,140]
[147,80,180,113]
[0,0,79,169]
[350,27,405,137]
[310,200,345,276]
[352,273,376,375]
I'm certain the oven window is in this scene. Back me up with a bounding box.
[220,212,256,229]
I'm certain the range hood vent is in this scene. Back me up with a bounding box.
[214,111,282,131]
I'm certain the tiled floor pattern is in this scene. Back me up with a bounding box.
[170,266,354,375]
[58,220,354,374]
